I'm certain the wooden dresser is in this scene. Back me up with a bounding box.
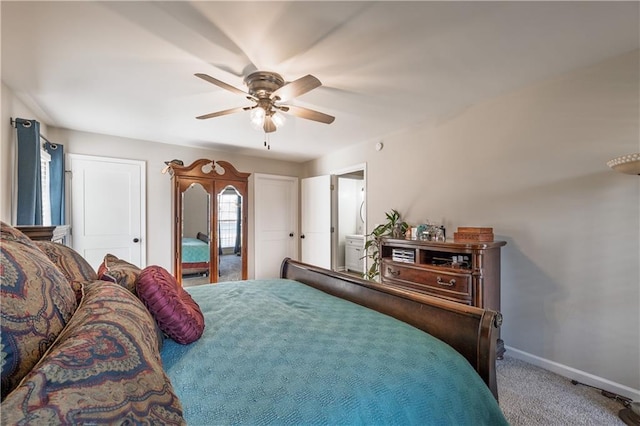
[380,237,506,357]
[16,225,71,246]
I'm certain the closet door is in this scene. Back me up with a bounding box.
[254,174,298,279]
[301,175,332,269]
[69,154,146,270]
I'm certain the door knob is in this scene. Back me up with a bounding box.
[133,238,140,243]
[300,234,305,239]
[289,233,294,237]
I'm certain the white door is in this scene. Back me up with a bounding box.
[68,154,146,270]
[254,174,298,279]
[301,175,332,269]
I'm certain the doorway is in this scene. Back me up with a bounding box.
[299,164,366,274]
[332,164,366,275]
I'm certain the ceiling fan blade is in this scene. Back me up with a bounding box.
[195,73,255,99]
[196,106,248,120]
[263,115,277,133]
[271,74,321,102]
[285,105,335,124]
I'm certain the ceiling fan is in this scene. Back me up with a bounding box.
[195,71,335,133]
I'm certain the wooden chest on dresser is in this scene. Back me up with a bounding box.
[380,237,506,357]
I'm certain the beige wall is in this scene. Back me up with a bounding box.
[305,51,640,397]
[46,127,303,276]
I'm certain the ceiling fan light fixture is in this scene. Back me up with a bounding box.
[272,111,286,128]
[250,106,286,132]
[250,107,266,130]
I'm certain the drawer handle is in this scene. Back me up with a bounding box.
[436,276,456,287]
[387,267,400,277]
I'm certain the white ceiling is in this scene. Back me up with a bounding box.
[2,1,638,162]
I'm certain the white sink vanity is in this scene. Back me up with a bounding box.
[345,234,365,274]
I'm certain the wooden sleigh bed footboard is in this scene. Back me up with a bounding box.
[280,258,502,400]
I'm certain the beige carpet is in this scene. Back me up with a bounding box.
[498,355,627,425]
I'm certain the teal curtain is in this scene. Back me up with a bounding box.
[44,142,64,225]
[16,118,42,225]
[15,117,65,226]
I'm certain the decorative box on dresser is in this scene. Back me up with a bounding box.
[380,237,507,358]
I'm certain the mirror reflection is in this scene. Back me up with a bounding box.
[181,183,210,284]
[217,185,242,282]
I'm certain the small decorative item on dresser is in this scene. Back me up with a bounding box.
[391,248,415,263]
[454,227,494,242]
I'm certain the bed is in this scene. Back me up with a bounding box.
[161,258,507,425]
[181,232,209,275]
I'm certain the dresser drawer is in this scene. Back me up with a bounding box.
[381,260,472,303]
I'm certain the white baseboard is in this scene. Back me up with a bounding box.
[504,346,640,401]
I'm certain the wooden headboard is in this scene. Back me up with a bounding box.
[280,258,501,400]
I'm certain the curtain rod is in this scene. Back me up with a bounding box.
[10,117,56,146]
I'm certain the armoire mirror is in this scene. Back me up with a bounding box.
[166,159,250,286]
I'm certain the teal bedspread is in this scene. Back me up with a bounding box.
[181,237,209,263]
[161,279,507,425]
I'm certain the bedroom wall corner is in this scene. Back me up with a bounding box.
[303,50,640,395]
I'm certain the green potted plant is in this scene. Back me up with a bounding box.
[362,209,408,281]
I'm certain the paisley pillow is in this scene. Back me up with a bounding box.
[137,266,205,345]
[0,222,77,400]
[35,241,98,302]
[0,221,38,248]
[1,281,185,424]
[97,253,140,294]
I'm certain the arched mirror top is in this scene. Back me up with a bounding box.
[166,159,250,182]
[177,178,213,193]
[218,184,242,197]
[183,181,209,196]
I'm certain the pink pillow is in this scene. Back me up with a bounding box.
[136,266,205,344]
